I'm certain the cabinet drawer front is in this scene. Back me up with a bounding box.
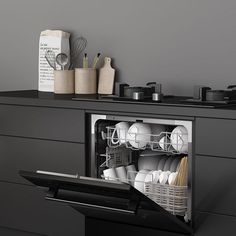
[195,155,236,216]
[195,212,236,236]
[196,118,236,158]
[0,105,84,142]
[0,182,84,236]
[0,136,85,184]
[0,227,41,236]
[86,218,185,236]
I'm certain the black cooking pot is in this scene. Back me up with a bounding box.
[206,90,225,101]
[123,86,155,98]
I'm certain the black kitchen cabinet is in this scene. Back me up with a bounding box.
[194,212,236,236]
[195,155,236,216]
[195,118,236,158]
[86,218,187,236]
[1,90,236,235]
[0,105,85,143]
[0,135,85,184]
[0,182,84,236]
[0,227,43,236]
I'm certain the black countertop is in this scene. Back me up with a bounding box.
[0,90,236,119]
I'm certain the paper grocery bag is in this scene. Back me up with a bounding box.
[38,30,70,92]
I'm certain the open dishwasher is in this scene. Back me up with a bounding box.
[20,114,193,235]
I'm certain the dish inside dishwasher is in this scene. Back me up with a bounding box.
[90,115,192,223]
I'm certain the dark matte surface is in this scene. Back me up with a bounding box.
[0,182,84,236]
[195,155,236,216]
[0,135,85,184]
[86,218,186,236]
[0,226,44,236]
[0,104,85,143]
[1,90,236,119]
[194,212,236,236]
[195,118,236,158]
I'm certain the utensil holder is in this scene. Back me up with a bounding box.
[54,70,75,94]
[75,68,97,94]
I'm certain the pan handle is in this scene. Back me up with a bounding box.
[227,85,236,90]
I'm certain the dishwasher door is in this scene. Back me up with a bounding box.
[19,170,192,235]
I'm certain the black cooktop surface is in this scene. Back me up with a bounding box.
[72,94,235,108]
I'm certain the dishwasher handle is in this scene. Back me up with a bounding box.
[46,196,136,215]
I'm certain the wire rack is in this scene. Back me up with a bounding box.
[100,147,133,168]
[102,126,188,154]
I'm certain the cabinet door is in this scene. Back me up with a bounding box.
[86,218,186,236]
[0,182,84,236]
[0,136,85,184]
[195,118,236,158]
[0,105,85,142]
[0,227,41,236]
[195,212,236,236]
[195,155,236,216]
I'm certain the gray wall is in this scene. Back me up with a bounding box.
[0,0,236,95]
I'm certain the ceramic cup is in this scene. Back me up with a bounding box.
[115,166,128,183]
[127,123,151,149]
[111,122,130,145]
[126,164,137,186]
[134,170,149,193]
[103,168,117,181]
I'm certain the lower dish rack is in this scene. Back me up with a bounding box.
[102,173,188,219]
[144,182,188,216]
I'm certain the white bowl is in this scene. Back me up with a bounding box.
[134,170,149,193]
[170,126,188,153]
[127,123,151,149]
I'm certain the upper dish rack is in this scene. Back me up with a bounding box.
[102,126,188,154]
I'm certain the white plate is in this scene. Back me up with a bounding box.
[163,157,173,171]
[157,157,167,171]
[159,171,171,185]
[127,123,151,149]
[170,157,181,172]
[138,154,162,171]
[170,126,188,152]
[168,172,178,185]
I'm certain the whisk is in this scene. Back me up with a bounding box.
[45,50,56,70]
[69,36,87,69]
